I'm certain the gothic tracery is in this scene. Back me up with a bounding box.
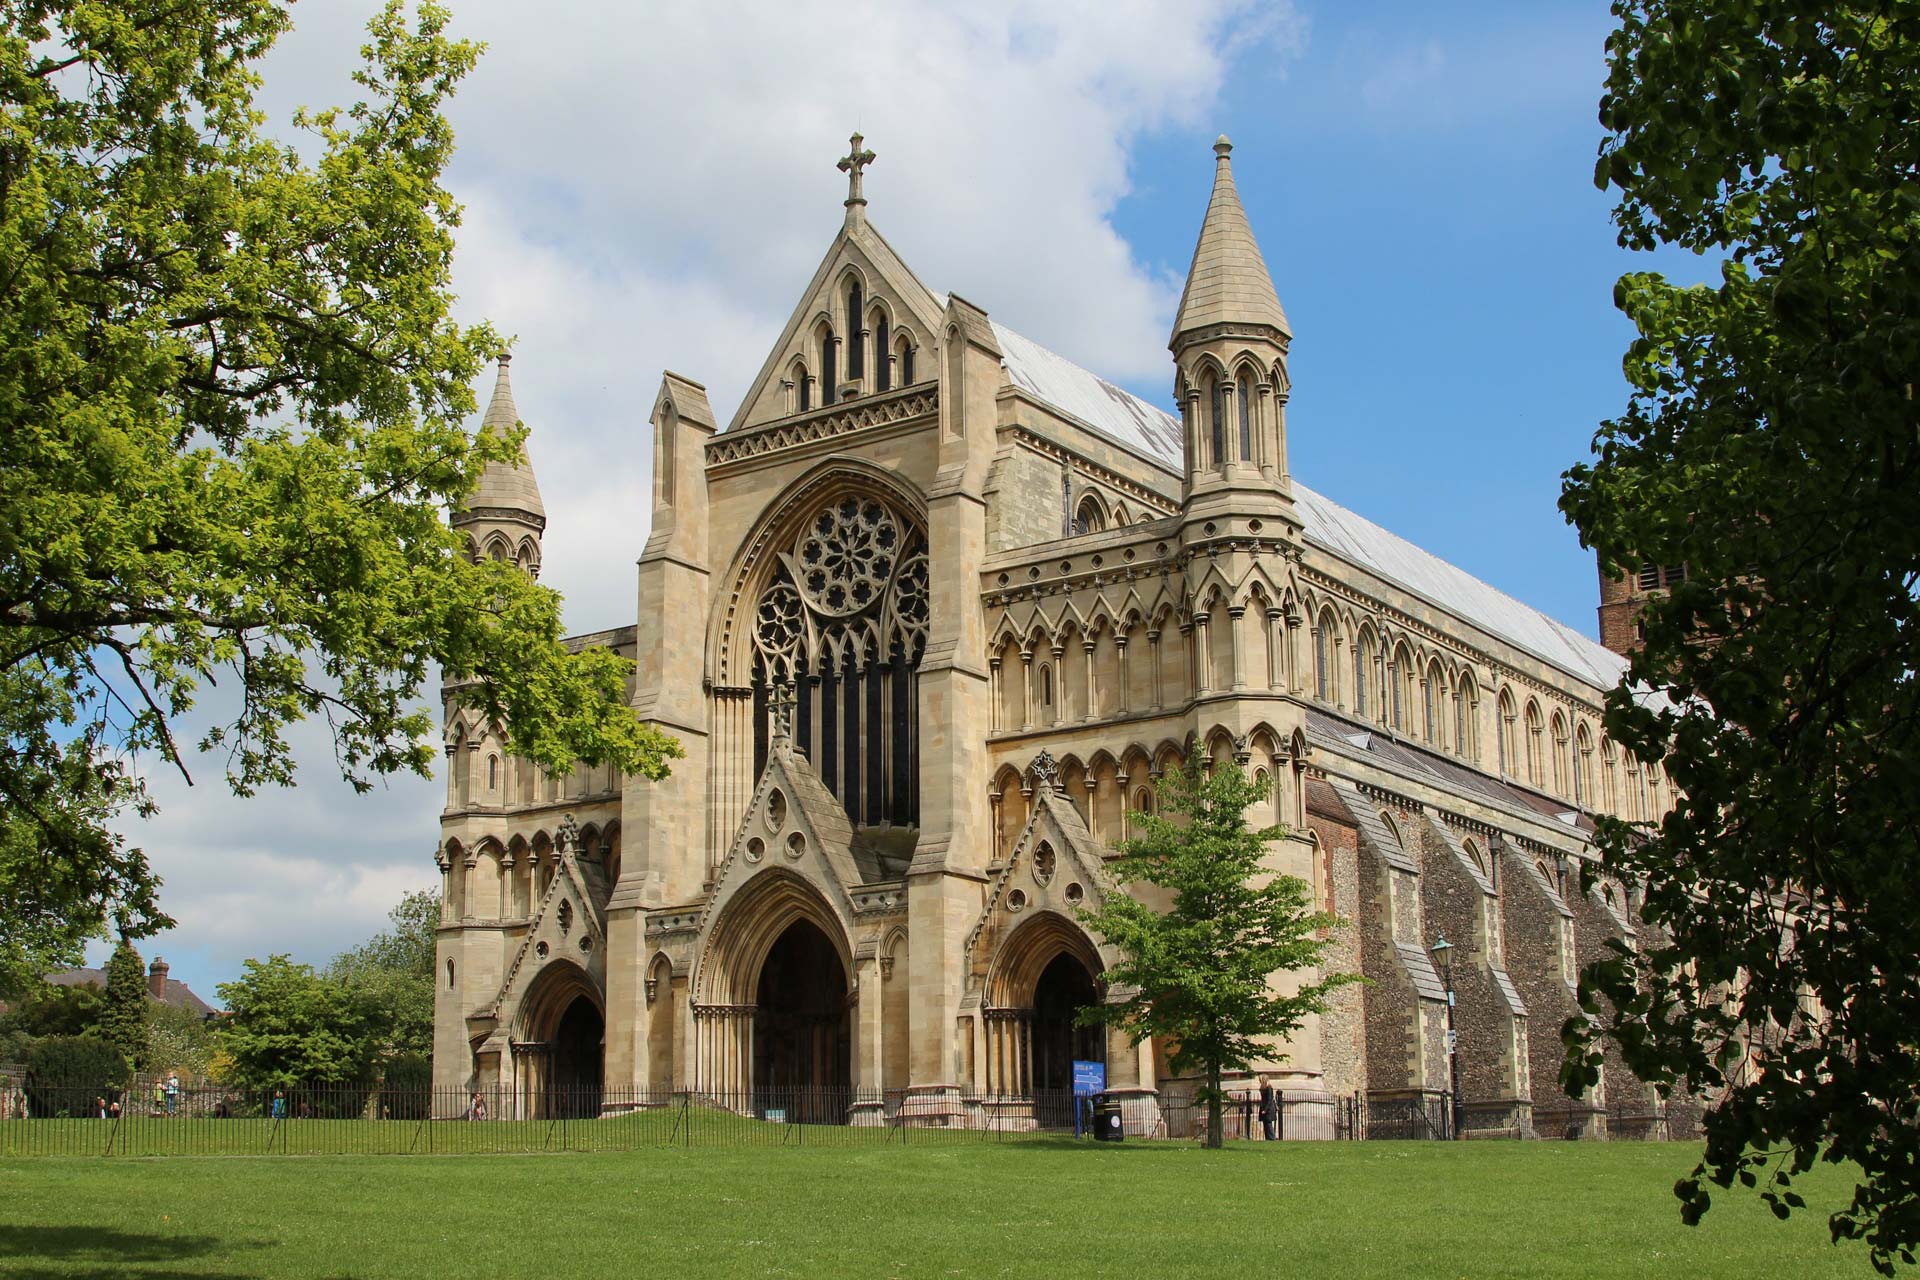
[748,491,927,828]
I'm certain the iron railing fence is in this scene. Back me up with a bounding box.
[2,1082,1481,1156]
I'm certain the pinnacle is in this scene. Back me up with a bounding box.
[1170,135,1290,347]
[469,351,544,519]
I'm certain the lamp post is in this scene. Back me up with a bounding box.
[1430,934,1461,1140]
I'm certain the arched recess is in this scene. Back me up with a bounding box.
[512,959,604,1119]
[881,927,910,1091]
[694,868,855,1105]
[983,911,1107,1115]
[705,459,930,855]
[646,952,675,1093]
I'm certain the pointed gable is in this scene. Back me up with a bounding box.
[1170,136,1290,346]
[484,826,607,1022]
[727,213,944,434]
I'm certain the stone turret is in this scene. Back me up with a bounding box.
[453,352,547,575]
[1170,137,1297,531]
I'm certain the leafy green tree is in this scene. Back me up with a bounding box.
[0,979,104,1040]
[0,2,681,991]
[144,999,215,1082]
[327,888,437,1059]
[100,941,147,1070]
[24,1034,129,1112]
[1560,3,1920,1270]
[215,954,375,1089]
[1076,761,1355,1148]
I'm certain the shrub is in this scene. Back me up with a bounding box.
[24,1035,130,1116]
[380,1052,432,1120]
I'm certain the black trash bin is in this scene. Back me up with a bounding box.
[1093,1098,1124,1142]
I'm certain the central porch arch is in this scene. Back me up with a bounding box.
[694,869,855,1115]
[984,911,1106,1127]
[512,960,604,1119]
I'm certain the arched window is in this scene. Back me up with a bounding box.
[1455,675,1475,757]
[1389,649,1405,729]
[1497,689,1516,774]
[1524,701,1544,787]
[1422,671,1437,742]
[1074,494,1106,535]
[797,361,812,412]
[1237,370,1253,462]
[1041,665,1053,706]
[847,283,864,381]
[487,754,498,790]
[1134,787,1154,817]
[446,959,455,990]
[874,313,891,391]
[1551,712,1569,795]
[1354,628,1377,719]
[1574,724,1593,808]
[897,335,915,384]
[1314,612,1338,703]
[820,329,837,405]
[1208,374,1225,466]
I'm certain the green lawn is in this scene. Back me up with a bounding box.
[0,1141,1886,1278]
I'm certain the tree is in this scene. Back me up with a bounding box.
[214,954,375,1089]
[326,888,437,1060]
[0,2,681,990]
[100,940,147,1070]
[1076,761,1355,1148]
[1560,4,1920,1271]
[144,999,215,1081]
[0,979,104,1040]
[24,1034,130,1113]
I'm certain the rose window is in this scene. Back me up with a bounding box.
[796,498,898,617]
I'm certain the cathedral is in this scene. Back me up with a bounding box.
[431,134,1683,1139]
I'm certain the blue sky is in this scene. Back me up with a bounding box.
[97,0,1717,1006]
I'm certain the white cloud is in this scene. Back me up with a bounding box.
[103,0,1302,996]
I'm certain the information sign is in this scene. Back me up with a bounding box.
[1072,1060,1106,1098]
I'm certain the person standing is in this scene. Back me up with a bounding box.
[164,1071,180,1117]
[1258,1074,1277,1142]
[151,1079,165,1116]
[271,1089,286,1120]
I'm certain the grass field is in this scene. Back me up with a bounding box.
[0,1140,1886,1279]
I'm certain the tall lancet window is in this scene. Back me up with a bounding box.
[1209,376,1225,467]
[797,362,812,412]
[820,330,837,406]
[749,493,929,829]
[875,315,891,391]
[1237,371,1253,462]
[847,284,864,381]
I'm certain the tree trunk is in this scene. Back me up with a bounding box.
[1206,1060,1223,1149]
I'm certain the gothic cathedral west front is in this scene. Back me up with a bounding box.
[432,134,1689,1140]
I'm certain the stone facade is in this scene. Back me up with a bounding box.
[431,135,1686,1137]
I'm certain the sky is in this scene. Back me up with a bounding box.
[95,0,1718,1005]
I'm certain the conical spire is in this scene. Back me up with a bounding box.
[469,351,544,519]
[1169,136,1290,348]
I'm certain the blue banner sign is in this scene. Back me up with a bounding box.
[1072,1060,1106,1097]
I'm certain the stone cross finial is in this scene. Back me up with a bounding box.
[770,681,796,744]
[1029,748,1061,793]
[557,813,579,858]
[838,132,876,208]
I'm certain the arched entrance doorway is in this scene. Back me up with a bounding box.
[512,962,604,1119]
[753,918,850,1120]
[985,912,1106,1129]
[547,996,604,1118]
[1032,952,1102,1096]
